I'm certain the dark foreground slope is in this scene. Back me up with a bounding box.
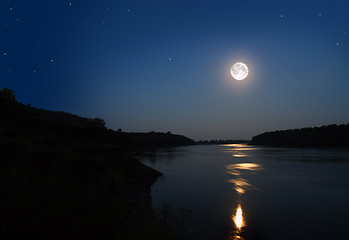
[251,124,349,148]
[0,88,194,239]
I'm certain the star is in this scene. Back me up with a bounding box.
[280,14,283,18]
[168,57,172,61]
[51,59,54,63]
[4,52,7,56]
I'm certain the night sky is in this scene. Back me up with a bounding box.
[1,0,349,140]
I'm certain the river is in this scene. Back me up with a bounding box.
[141,144,349,240]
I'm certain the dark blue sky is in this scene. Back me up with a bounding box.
[1,0,349,140]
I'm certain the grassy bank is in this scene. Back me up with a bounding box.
[0,88,193,239]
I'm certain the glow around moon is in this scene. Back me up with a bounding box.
[231,62,249,80]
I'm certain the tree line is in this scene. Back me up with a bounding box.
[251,124,349,147]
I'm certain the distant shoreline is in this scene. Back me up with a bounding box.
[250,124,349,148]
[196,140,250,145]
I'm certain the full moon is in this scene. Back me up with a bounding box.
[231,62,249,80]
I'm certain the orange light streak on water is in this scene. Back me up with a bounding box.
[233,205,244,229]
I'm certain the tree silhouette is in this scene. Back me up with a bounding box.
[88,117,106,129]
[0,88,17,103]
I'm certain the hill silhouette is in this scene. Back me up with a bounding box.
[251,124,349,148]
[0,87,193,239]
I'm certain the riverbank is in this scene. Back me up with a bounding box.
[250,124,349,148]
[0,88,193,239]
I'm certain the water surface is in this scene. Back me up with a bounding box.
[141,144,349,240]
